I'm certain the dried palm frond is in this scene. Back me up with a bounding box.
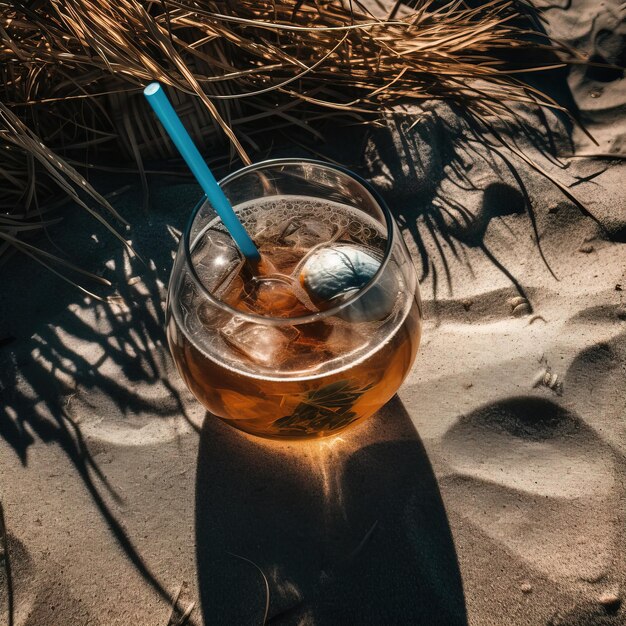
[0,0,587,291]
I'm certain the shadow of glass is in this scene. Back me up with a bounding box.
[195,395,467,625]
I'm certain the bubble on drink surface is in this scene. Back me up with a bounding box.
[237,200,352,246]
[300,243,397,322]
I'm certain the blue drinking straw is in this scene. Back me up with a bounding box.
[143,82,260,261]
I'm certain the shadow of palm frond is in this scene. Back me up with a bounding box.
[362,92,602,306]
[0,201,198,609]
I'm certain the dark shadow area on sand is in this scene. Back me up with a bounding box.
[0,183,201,614]
[0,502,15,626]
[0,178,194,460]
[195,396,467,625]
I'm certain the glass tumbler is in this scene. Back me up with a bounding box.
[166,159,422,439]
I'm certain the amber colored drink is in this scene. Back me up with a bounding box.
[167,194,421,440]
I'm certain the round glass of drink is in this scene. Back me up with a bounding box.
[166,159,422,440]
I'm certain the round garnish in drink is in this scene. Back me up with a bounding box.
[300,243,397,322]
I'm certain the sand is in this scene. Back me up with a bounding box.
[1,0,625,624]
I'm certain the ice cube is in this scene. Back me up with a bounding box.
[220,318,299,366]
[250,276,314,318]
[259,245,301,274]
[196,299,231,330]
[283,218,337,249]
[192,228,243,293]
[325,322,367,356]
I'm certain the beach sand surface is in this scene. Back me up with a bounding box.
[1,1,625,624]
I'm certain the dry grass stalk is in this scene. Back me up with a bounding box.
[1,0,587,291]
[166,582,195,626]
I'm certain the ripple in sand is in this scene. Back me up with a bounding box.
[563,333,626,453]
[442,397,614,498]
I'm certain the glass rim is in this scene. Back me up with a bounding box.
[182,157,395,326]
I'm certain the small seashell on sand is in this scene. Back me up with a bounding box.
[598,589,621,611]
[508,296,531,317]
[532,368,563,395]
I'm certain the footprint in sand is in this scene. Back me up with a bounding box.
[562,324,626,454]
[441,396,618,583]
